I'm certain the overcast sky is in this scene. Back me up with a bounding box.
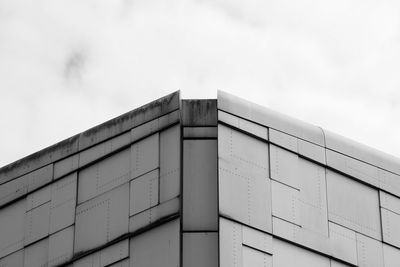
[0,0,399,167]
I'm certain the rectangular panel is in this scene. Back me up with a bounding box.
[0,249,24,267]
[218,110,268,140]
[78,148,130,204]
[271,181,301,225]
[378,169,400,198]
[108,259,129,267]
[326,149,381,188]
[50,173,77,234]
[381,208,400,248]
[75,183,129,253]
[182,99,217,126]
[54,153,79,180]
[183,127,218,138]
[79,132,130,167]
[48,225,74,267]
[380,191,400,214]
[183,140,218,231]
[298,158,328,236]
[130,169,159,216]
[242,226,273,254]
[329,222,357,265]
[219,125,271,232]
[73,251,100,267]
[326,170,381,240]
[131,110,179,142]
[219,218,243,267]
[129,197,179,233]
[130,219,179,267]
[26,184,51,211]
[273,239,330,267]
[24,238,49,267]
[24,202,50,246]
[270,145,300,188]
[131,133,159,180]
[183,232,218,267]
[272,217,330,257]
[0,164,53,207]
[383,244,400,267]
[242,246,272,267]
[159,125,180,202]
[356,233,384,267]
[100,239,129,267]
[0,200,25,258]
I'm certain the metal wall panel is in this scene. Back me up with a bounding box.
[271,181,301,225]
[78,148,130,204]
[75,183,129,253]
[272,239,330,267]
[356,233,384,267]
[269,128,298,153]
[0,249,24,267]
[0,164,53,207]
[183,140,218,231]
[24,202,50,246]
[381,208,400,248]
[270,145,300,188]
[182,232,218,267]
[129,197,179,233]
[219,125,271,232]
[220,218,243,267]
[99,239,129,267]
[48,225,74,267]
[54,154,79,180]
[242,246,272,267]
[130,219,179,267]
[326,170,381,240]
[79,132,131,168]
[378,169,400,198]
[383,244,400,267]
[130,169,159,216]
[0,199,25,258]
[183,127,218,138]
[272,217,330,257]
[26,185,51,211]
[242,226,273,254]
[328,222,357,265]
[297,138,326,164]
[73,251,100,267]
[50,173,77,234]
[218,110,268,140]
[326,149,381,188]
[159,125,180,202]
[131,133,159,180]
[24,238,49,267]
[380,191,400,214]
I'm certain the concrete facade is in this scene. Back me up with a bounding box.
[0,91,400,266]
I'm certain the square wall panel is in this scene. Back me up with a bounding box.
[78,148,130,204]
[75,183,129,253]
[130,219,179,267]
[326,170,381,240]
[183,140,218,231]
[0,199,25,258]
[160,125,180,202]
[24,238,49,267]
[0,249,24,267]
[183,232,218,267]
[130,169,159,216]
[356,233,384,267]
[24,202,50,246]
[383,244,400,267]
[131,133,159,180]
[381,208,400,248]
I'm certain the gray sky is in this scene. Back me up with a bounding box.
[0,0,400,167]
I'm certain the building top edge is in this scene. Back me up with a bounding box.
[0,91,180,183]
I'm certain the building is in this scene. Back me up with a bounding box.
[0,91,400,267]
